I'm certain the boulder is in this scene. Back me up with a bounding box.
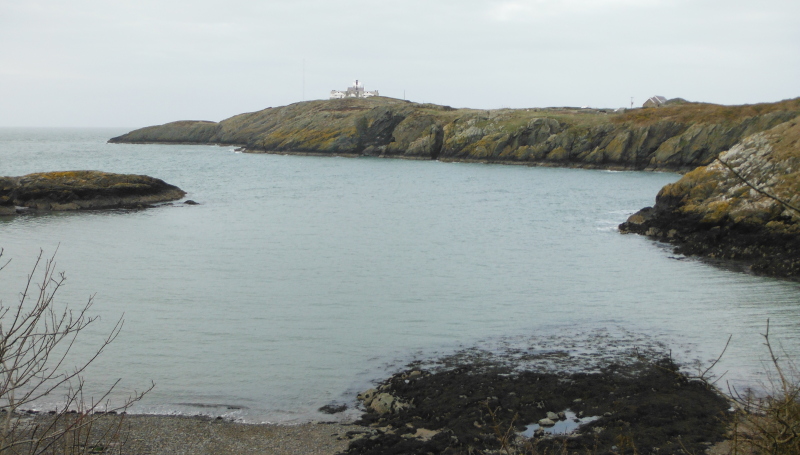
[357,388,379,407]
[411,428,439,441]
[370,393,396,415]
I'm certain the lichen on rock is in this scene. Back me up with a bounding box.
[0,170,186,215]
[620,118,800,277]
[109,97,800,172]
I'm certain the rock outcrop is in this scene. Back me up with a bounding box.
[620,118,800,278]
[0,171,186,215]
[109,96,800,277]
[345,359,728,455]
[109,97,800,172]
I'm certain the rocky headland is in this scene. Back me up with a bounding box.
[620,118,800,278]
[109,97,800,172]
[0,171,186,215]
[110,96,800,277]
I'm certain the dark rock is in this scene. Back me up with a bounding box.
[620,119,800,279]
[109,97,800,172]
[343,356,729,455]
[318,403,348,414]
[0,171,185,215]
[184,200,199,205]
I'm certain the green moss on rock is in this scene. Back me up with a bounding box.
[620,119,800,278]
[0,171,186,215]
[110,97,800,172]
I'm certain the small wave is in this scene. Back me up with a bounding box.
[173,403,248,410]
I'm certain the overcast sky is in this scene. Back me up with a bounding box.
[1,0,798,127]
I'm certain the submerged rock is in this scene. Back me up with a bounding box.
[0,170,186,215]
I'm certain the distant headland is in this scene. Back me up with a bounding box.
[109,96,800,278]
[109,96,800,172]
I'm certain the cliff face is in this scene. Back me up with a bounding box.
[0,171,186,215]
[109,97,800,172]
[110,97,800,277]
[620,118,800,277]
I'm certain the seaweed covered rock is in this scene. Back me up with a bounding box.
[345,358,729,455]
[620,118,800,277]
[0,171,186,214]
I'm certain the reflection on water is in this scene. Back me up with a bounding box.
[520,410,601,437]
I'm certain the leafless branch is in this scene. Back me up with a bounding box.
[0,249,152,454]
[716,157,800,216]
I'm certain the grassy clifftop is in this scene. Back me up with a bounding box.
[110,97,800,172]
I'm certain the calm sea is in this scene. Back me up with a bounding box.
[1,128,798,423]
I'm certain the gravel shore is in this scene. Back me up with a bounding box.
[27,414,358,455]
[121,416,357,455]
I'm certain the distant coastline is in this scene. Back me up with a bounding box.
[110,97,800,278]
[109,97,800,173]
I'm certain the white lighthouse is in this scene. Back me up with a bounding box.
[330,80,379,99]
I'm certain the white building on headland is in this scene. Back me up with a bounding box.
[330,80,379,99]
[643,96,668,108]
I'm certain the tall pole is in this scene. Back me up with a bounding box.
[302,59,305,101]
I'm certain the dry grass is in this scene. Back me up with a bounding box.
[613,98,800,127]
[725,321,800,455]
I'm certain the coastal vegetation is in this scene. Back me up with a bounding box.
[0,250,151,454]
[109,96,800,278]
[109,97,800,173]
[346,356,730,454]
[340,327,800,455]
[103,98,800,452]
[724,322,800,455]
[620,118,800,278]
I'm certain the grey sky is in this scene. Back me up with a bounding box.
[1,0,798,127]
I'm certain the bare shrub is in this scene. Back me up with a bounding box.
[0,249,152,454]
[727,320,800,455]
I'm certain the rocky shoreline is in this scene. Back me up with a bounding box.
[109,97,800,173]
[15,342,735,455]
[337,350,730,455]
[0,170,186,215]
[620,118,800,279]
[108,97,800,278]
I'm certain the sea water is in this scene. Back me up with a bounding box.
[0,128,798,423]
